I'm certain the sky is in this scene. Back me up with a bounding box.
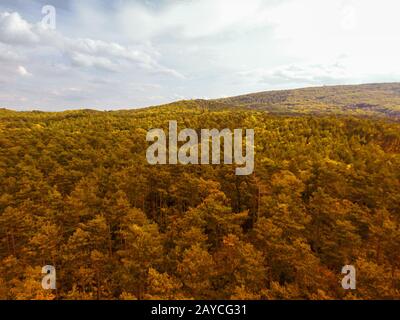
[1,0,400,111]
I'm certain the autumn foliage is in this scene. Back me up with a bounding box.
[0,97,399,300]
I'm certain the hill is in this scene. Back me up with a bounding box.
[0,84,399,300]
[214,83,400,118]
[2,83,400,118]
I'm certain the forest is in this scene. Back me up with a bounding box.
[0,84,399,300]
[216,83,400,118]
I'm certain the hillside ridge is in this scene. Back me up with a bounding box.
[2,83,400,118]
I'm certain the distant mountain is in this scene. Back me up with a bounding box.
[212,83,400,118]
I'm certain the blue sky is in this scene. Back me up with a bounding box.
[1,0,400,111]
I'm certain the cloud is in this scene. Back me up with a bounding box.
[0,10,183,77]
[0,43,20,61]
[0,12,39,45]
[1,0,400,111]
[17,65,32,76]
[115,0,276,41]
[68,52,119,72]
[238,61,351,87]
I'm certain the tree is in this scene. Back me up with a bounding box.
[213,234,266,299]
[144,268,185,300]
[177,244,215,299]
[117,209,164,299]
[64,215,112,299]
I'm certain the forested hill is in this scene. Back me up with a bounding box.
[0,84,399,300]
[214,83,400,118]
[2,83,400,118]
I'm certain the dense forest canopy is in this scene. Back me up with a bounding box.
[0,83,399,300]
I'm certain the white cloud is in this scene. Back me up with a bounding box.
[0,43,20,61]
[238,61,351,87]
[68,52,119,72]
[116,0,275,41]
[1,0,400,110]
[0,10,183,77]
[17,65,32,77]
[0,12,39,45]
